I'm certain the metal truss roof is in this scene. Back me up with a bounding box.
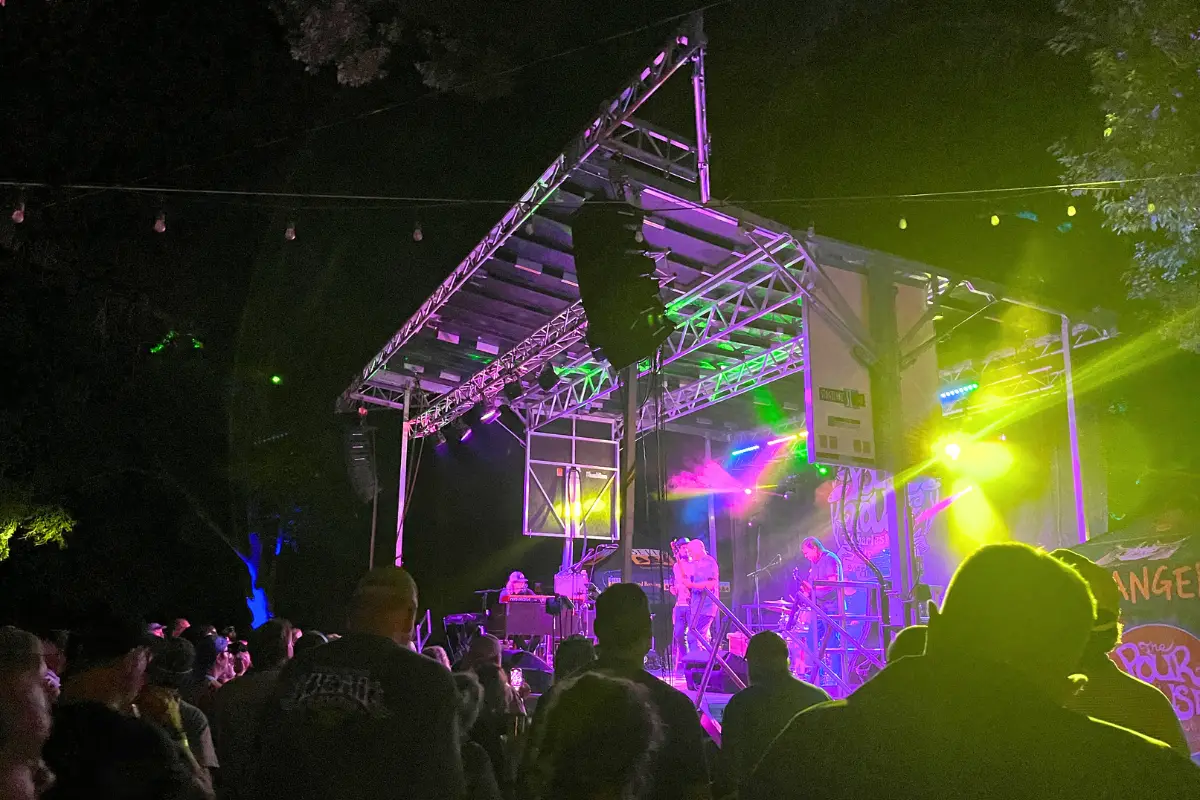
[339,14,1117,441]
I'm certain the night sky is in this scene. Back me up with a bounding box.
[2,0,1197,634]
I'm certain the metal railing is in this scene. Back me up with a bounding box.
[772,579,889,697]
[690,589,750,710]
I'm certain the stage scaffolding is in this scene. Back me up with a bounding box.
[337,14,1116,615]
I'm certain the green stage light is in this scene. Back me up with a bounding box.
[270,375,283,385]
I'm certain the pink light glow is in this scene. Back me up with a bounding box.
[481,408,500,423]
[459,428,473,442]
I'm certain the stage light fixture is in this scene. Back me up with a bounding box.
[11,202,25,224]
[284,221,297,241]
[767,434,798,446]
[480,398,501,423]
[154,211,167,233]
[536,365,559,391]
[731,444,760,457]
[270,374,283,385]
[434,430,447,447]
[743,487,754,495]
[938,382,980,401]
[944,442,962,461]
[448,419,471,443]
[502,380,523,402]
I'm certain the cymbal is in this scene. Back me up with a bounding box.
[761,600,792,610]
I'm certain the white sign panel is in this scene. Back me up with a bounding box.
[803,267,877,468]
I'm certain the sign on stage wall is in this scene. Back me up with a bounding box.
[823,469,940,589]
[1113,624,1200,759]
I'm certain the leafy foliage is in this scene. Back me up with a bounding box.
[1051,0,1200,347]
[272,0,577,95]
[0,495,74,562]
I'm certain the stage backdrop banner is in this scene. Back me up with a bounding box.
[1072,519,1200,759]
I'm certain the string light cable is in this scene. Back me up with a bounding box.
[2,172,1193,215]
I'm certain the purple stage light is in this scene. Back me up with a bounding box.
[460,428,473,442]
[481,407,500,423]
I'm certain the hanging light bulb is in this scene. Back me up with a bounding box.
[413,222,423,242]
[11,202,25,224]
[154,211,167,233]
[898,216,908,230]
[1066,205,1077,217]
[990,214,1000,227]
[284,221,297,241]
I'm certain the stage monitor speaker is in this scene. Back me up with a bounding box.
[684,652,748,694]
[570,201,675,371]
[343,427,377,504]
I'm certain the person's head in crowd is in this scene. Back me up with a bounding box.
[459,634,502,673]
[63,609,154,710]
[926,542,1095,701]
[686,538,708,561]
[146,623,165,639]
[886,624,928,663]
[553,635,596,682]
[593,583,653,663]
[188,630,231,686]
[229,641,251,676]
[346,567,420,647]
[170,618,190,639]
[293,631,328,658]
[537,673,661,800]
[35,631,67,679]
[801,536,827,563]
[1050,549,1122,666]
[0,627,54,800]
[145,637,195,691]
[451,672,484,736]
[472,662,514,718]
[746,631,792,686]
[248,618,293,672]
[423,645,452,670]
[220,626,237,641]
[199,625,218,639]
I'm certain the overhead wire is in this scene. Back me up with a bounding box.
[3,171,1190,214]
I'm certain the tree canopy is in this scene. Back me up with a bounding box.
[1052,0,1200,347]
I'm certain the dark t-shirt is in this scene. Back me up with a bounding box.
[43,701,199,800]
[256,633,465,800]
[523,655,709,800]
[744,655,1200,800]
[721,676,830,789]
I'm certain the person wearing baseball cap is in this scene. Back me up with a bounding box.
[257,566,464,800]
[1052,549,1190,755]
[43,607,211,799]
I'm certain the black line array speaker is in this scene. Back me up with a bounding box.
[570,201,675,371]
[343,427,377,504]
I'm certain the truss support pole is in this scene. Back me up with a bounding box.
[1062,315,1088,543]
[691,48,711,204]
[621,365,638,583]
[395,387,412,567]
[704,437,717,556]
[868,265,914,633]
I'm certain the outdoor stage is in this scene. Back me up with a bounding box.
[338,13,1117,697]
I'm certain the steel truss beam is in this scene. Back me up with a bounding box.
[408,301,588,438]
[939,322,1114,416]
[635,335,806,433]
[337,15,706,413]
[522,232,809,427]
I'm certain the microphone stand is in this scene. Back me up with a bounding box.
[745,555,783,630]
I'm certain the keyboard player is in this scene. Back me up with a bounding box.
[500,571,533,602]
[500,571,540,652]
